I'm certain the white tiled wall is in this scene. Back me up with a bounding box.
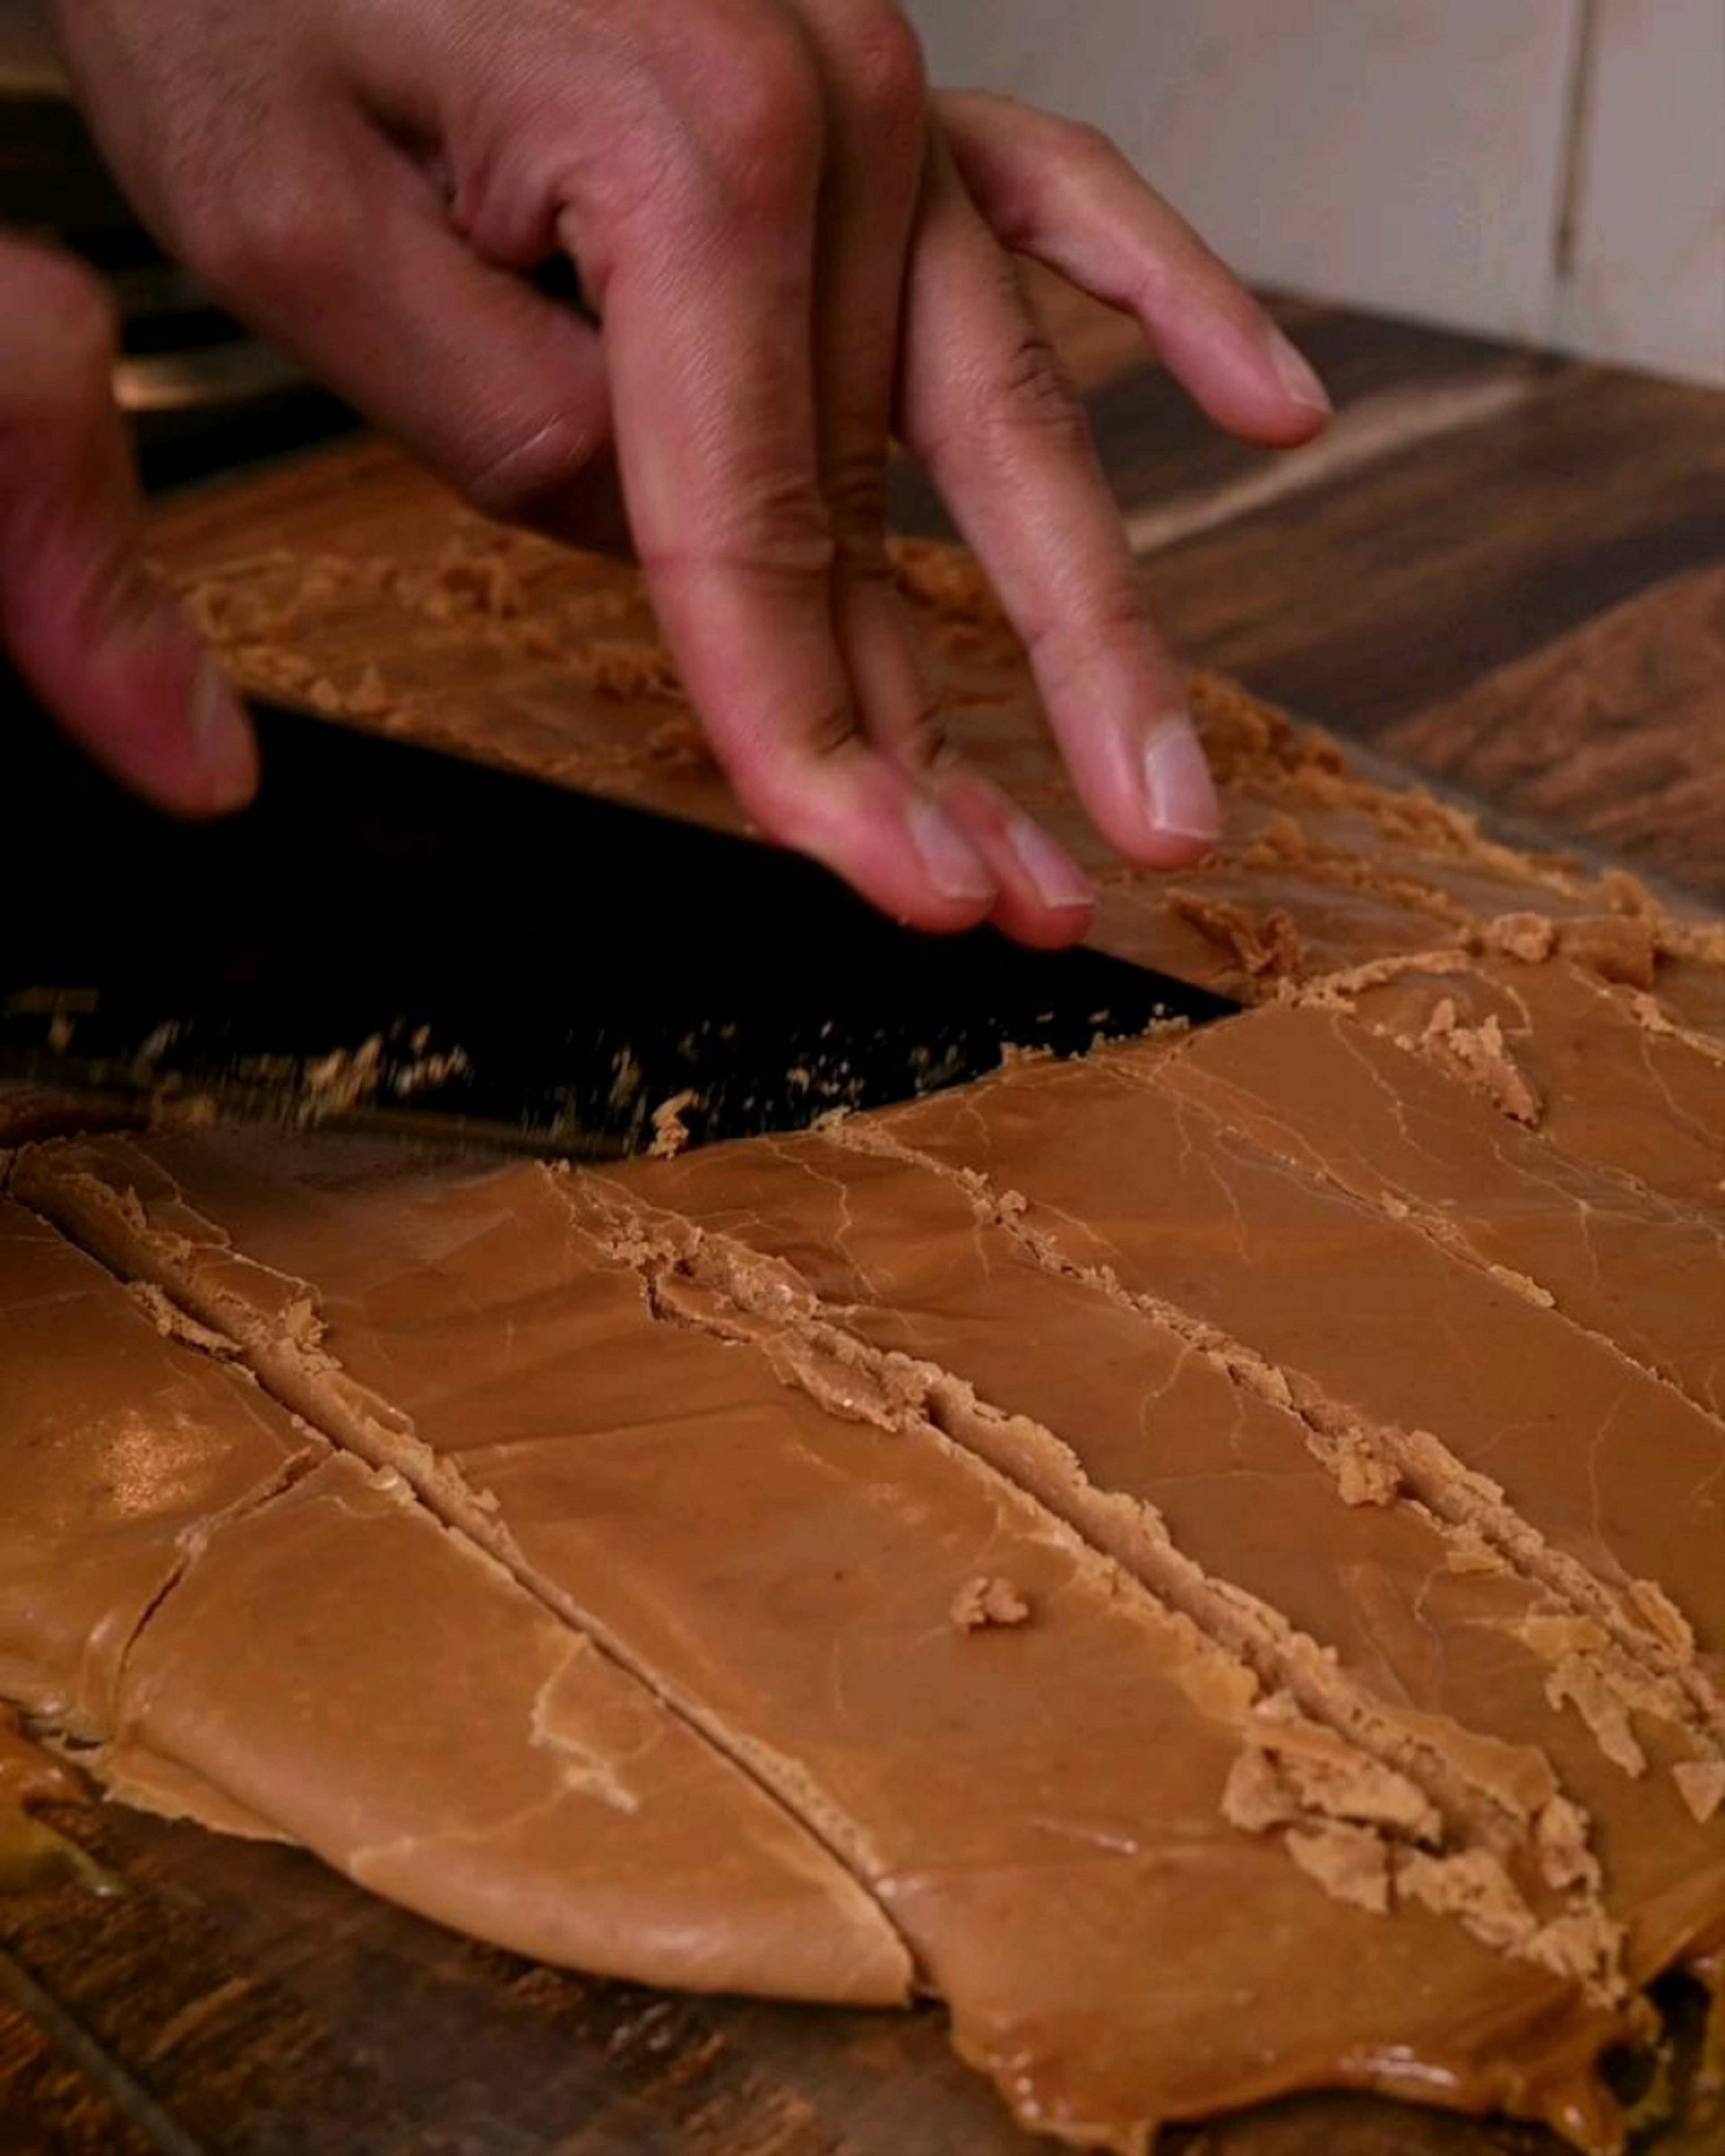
[7,0,1720,382]
[911,0,1725,384]
[1553,0,1725,382]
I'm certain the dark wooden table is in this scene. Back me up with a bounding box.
[4,281,1723,2155]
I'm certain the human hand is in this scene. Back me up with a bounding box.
[44,0,1329,941]
[0,233,257,813]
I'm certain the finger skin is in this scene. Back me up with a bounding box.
[896,146,1221,869]
[793,0,938,771]
[0,235,254,816]
[794,3,1092,945]
[52,0,624,542]
[569,8,997,929]
[938,90,1330,446]
[194,131,623,543]
[932,767,1097,950]
[55,0,998,927]
[50,0,1265,929]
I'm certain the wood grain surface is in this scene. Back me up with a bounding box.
[1384,562,1725,898]
[1026,270,1724,905]
[9,1801,1716,2156]
[5,270,1724,2153]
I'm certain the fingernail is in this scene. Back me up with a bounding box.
[1267,326,1331,415]
[1144,723,1221,844]
[906,795,996,905]
[188,653,258,812]
[1007,815,1094,911]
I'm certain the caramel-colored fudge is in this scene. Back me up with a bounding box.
[13,1126,1653,2151]
[150,453,1725,1023]
[0,1182,908,2004]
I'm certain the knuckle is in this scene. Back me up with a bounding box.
[185,181,345,307]
[1046,114,1120,185]
[1133,217,1242,325]
[829,4,927,137]
[1023,577,1144,667]
[823,450,889,541]
[646,467,836,583]
[897,695,948,772]
[721,695,861,846]
[1184,252,1260,334]
[982,322,1088,444]
[693,28,824,219]
[799,694,863,764]
[721,466,836,574]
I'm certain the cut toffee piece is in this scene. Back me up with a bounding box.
[848,1053,1725,1670]
[150,467,1720,1017]
[1126,998,1725,1424]
[0,1198,311,1743]
[107,1449,910,2001]
[1307,950,1725,1219]
[17,1128,1635,2152]
[596,1122,1725,1988]
[0,1188,910,2004]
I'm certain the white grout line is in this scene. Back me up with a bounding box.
[1122,372,1541,558]
[1551,0,1605,283]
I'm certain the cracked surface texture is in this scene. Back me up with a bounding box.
[0,1198,312,1745]
[4,900,1725,2151]
[596,1124,1725,1989]
[0,1128,1641,2149]
[0,1157,910,2007]
[848,1058,1725,1666]
[1304,952,1725,1218]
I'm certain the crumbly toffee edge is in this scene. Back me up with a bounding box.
[1283,941,1725,1210]
[165,527,1725,1033]
[23,1117,1717,2023]
[562,1168,1652,2002]
[1098,1015,1725,1439]
[12,1114,1709,2146]
[809,1114,1725,1854]
[0,1144,921,2001]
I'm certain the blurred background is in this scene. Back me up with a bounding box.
[4,0,1720,385]
[910,0,1722,384]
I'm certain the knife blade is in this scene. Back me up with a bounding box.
[5,688,1236,1159]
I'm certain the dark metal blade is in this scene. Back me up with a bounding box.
[4,685,1236,1157]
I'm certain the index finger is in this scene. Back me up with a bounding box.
[896,149,1220,867]
[566,38,996,930]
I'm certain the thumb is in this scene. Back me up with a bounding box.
[0,236,256,816]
